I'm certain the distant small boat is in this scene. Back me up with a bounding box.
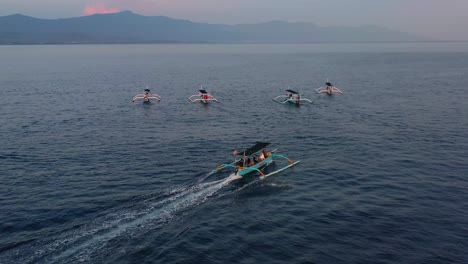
[133,87,161,103]
[188,86,219,104]
[316,81,343,95]
[273,89,312,105]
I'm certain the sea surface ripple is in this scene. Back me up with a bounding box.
[1,43,467,263]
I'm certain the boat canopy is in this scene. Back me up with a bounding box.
[199,89,208,94]
[326,82,333,86]
[237,142,271,156]
[145,88,150,92]
[286,89,299,94]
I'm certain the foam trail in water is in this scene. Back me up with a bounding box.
[2,174,240,264]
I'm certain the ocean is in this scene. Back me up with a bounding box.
[1,43,467,263]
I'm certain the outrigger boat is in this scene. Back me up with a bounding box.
[316,81,343,95]
[273,89,312,105]
[214,142,300,179]
[133,88,161,103]
[188,86,219,103]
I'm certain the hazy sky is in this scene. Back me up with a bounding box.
[1,0,467,40]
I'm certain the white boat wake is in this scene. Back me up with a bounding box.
[1,174,241,264]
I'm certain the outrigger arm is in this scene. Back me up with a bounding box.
[188,95,219,103]
[273,95,313,104]
[132,94,162,102]
[270,153,296,164]
[316,87,343,94]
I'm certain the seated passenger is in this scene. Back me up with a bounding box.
[262,148,271,158]
[253,154,259,163]
[259,152,265,161]
[247,158,253,167]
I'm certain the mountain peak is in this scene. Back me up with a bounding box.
[6,13,31,18]
[116,10,135,15]
[86,10,137,18]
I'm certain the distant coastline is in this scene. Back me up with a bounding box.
[3,41,468,54]
[2,41,467,46]
[0,11,432,45]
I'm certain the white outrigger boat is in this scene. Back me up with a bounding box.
[316,81,343,95]
[273,89,313,106]
[213,142,300,180]
[133,88,161,103]
[188,86,219,104]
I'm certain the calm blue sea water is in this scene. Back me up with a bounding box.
[1,43,468,264]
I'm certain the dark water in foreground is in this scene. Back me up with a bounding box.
[1,43,468,263]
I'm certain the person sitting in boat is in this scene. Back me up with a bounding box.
[325,82,336,94]
[262,148,271,158]
[289,93,293,99]
[236,157,245,167]
[200,93,208,100]
[144,89,151,100]
[259,152,265,161]
[253,154,259,164]
[247,158,254,167]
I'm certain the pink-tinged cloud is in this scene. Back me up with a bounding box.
[82,3,120,15]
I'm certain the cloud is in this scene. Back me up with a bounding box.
[82,3,120,15]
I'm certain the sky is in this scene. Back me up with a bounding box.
[1,0,467,40]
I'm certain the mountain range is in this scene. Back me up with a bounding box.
[0,11,425,44]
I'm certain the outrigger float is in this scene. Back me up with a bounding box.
[273,89,312,105]
[213,142,300,180]
[133,87,161,103]
[316,81,343,95]
[188,86,219,103]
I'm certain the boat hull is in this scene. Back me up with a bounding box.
[237,156,273,176]
[287,100,300,106]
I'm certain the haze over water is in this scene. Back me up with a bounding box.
[1,43,467,263]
